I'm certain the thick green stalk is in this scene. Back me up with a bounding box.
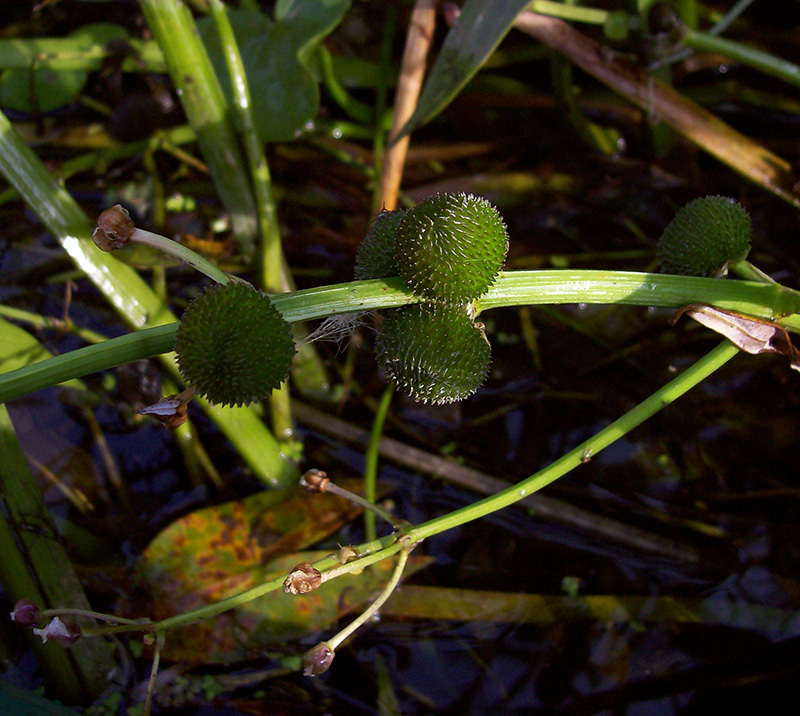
[1,271,797,404]
[0,448,85,704]
[207,0,293,437]
[139,0,258,253]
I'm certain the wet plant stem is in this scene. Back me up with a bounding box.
[2,271,798,404]
[683,29,800,91]
[325,545,411,652]
[324,475,401,532]
[42,608,145,627]
[364,384,394,540]
[127,228,232,285]
[85,339,738,636]
[143,632,165,716]
[208,0,292,438]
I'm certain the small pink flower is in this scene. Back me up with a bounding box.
[33,617,81,647]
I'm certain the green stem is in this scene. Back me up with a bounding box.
[684,29,800,90]
[0,324,177,403]
[140,0,257,253]
[324,476,400,532]
[207,0,293,438]
[326,546,411,651]
[527,1,619,26]
[317,45,376,125]
[411,341,739,541]
[129,228,232,285]
[364,384,394,541]
[108,340,739,635]
[43,608,145,627]
[707,0,756,36]
[2,270,798,404]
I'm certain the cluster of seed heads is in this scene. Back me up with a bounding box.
[357,192,509,404]
[172,193,508,407]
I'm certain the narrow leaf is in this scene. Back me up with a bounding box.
[396,0,531,140]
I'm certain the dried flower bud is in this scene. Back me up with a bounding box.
[283,562,323,595]
[136,387,196,430]
[33,616,81,647]
[92,205,136,251]
[10,599,41,628]
[303,641,335,676]
[300,469,329,493]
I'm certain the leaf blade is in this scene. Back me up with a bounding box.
[396,0,531,140]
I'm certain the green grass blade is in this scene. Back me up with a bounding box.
[0,404,115,701]
[140,0,258,254]
[395,0,531,140]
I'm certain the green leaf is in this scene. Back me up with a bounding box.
[276,0,350,62]
[396,0,531,140]
[0,66,87,112]
[140,478,378,590]
[0,23,128,113]
[244,23,318,142]
[136,478,414,662]
[199,0,350,143]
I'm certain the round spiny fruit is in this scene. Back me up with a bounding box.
[354,209,406,281]
[396,193,508,303]
[375,303,491,404]
[175,282,296,407]
[658,196,751,277]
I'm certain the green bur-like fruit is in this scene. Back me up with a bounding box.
[175,282,296,407]
[376,303,491,404]
[396,193,508,303]
[658,195,751,277]
[354,209,406,280]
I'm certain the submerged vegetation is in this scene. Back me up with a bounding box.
[3,0,800,713]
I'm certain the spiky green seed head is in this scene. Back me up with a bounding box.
[658,196,751,277]
[354,209,406,281]
[376,303,491,404]
[175,282,296,407]
[396,193,508,303]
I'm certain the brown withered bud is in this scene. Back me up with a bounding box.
[303,641,335,676]
[300,469,329,493]
[33,616,82,647]
[92,204,136,251]
[283,562,323,595]
[136,387,196,431]
[10,598,41,628]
